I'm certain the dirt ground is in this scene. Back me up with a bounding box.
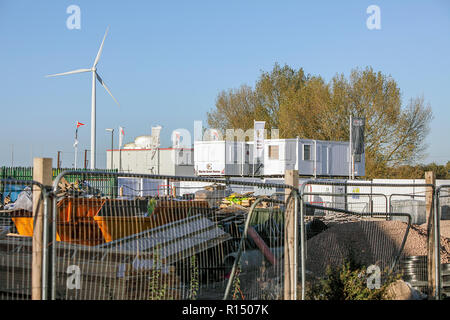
[306,219,450,277]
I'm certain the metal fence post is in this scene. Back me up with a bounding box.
[435,185,441,299]
[425,171,437,299]
[299,192,306,300]
[51,180,58,300]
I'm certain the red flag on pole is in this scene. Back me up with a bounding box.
[76,121,85,128]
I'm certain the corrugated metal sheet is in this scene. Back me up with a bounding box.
[97,214,231,265]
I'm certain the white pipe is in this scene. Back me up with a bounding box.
[314,140,317,178]
[352,154,355,179]
[119,149,122,172]
[241,141,244,176]
[224,141,227,176]
[90,70,97,169]
[326,146,329,175]
[349,116,353,179]
[74,145,77,169]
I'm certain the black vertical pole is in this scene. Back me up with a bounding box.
[84,150,88,169]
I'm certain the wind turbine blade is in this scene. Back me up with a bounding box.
[46,68,91,77]
[93,26,109,68]
[96,72,119,106]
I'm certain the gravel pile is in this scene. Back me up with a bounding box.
[423,220,450,239]
[306,220,450,277]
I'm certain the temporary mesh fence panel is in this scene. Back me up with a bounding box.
[50,172,292,300]
[299,180,440,300]
[438,185,450,297]
[0,179,47,300]
[0,167,118,201]
[3,172,447,300]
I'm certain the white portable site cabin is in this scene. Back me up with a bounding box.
[264,138,365,177]
[194,140,254,176]
[194,138,365,177]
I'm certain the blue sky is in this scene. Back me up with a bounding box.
[0,0,449,168]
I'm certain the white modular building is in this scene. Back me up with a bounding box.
[194,138,365,177]
[194,140,254,176]
[106,129,195,176]
[263,138,364,177]
[106,147,194,176]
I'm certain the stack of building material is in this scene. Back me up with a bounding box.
[220,192,256,208]
[194,184,231,208]
[210,204,248,224]
[97,214,232,265]
[55,177,102,198]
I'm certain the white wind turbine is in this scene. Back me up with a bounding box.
[47,26,119,169]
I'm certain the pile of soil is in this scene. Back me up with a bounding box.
[439,221,450,238]
[306,220,450,277]
[420,220,450,240]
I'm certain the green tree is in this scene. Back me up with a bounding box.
[207,64,433,178]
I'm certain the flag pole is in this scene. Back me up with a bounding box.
[349,115,352,179]
[119,126,124,172]
[74,126,78,170]
[74,121,85,170]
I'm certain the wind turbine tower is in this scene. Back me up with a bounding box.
[47,27,119,169]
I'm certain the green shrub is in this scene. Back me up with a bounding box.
[147,250,169,300]
[306,258,400,300]
[189,255,199,300]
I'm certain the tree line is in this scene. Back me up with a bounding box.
[382,162,450,179]
[207,63,437,179]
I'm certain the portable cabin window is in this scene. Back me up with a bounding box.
[268,145,279,160]
[303,144,312,161]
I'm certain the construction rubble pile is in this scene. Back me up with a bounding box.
[305,219,450,276]
[189,184,450,300]
[1,186,33,212]
[55,177,103,199]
